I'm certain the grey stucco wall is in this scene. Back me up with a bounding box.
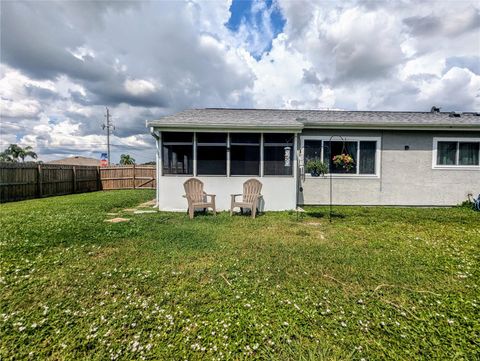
[299,129,480,206]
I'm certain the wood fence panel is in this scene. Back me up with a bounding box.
[0,163,38,202]
[1,163,156,203]
[100,165,155,190]
[76,166,100,193]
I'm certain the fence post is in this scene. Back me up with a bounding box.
[97,166,101,191]
[37,164,43,197]
[72,166,77,193]
[132,164,136,189]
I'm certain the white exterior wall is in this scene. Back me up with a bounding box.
[154,130,298,211]
[158,176,296,211]
[299,129,480,206]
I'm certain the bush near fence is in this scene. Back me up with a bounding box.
[0,163,155,203]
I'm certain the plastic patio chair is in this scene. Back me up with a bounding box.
[230,179,263,218]
[183,178,216,219]
[474,194,480,211]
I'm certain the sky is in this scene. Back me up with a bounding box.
[0,0,479,163]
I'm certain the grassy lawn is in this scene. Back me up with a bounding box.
[1,190,479,360]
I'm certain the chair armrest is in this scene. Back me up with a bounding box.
[205,193,216,199]
[231,194,241,201]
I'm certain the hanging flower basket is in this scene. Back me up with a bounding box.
[332,153,355,171]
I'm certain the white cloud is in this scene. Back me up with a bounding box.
[124,79,156,96]
[1,0,479,162]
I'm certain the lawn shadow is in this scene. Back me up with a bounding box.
[329,212,346,219]
[306,211,326,219]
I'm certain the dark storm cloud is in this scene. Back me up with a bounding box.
[302,68,321,85]
[0,1,169,109]
[403,15,442,36]
[0,2,105,81]
[403,8,480,37]
[25,85,62,101]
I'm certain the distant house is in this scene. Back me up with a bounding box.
[147,108,480,210]
[47,156,100,167]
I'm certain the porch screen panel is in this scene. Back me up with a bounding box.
[437,142,457,165]
[304,140,322,161]
[197,133,227,175]
[459,142,479,165]
[230,133,260,176]
[162,132,193,175]
[263,133,294,176]
[324,141,357,174]
[359,141,376,174]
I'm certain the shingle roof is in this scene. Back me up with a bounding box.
[147,108,480,130]
[46,156,100,166]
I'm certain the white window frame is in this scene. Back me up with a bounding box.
[432,137,480,170]
[300,136,382,178]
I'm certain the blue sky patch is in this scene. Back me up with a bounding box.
[226,0,285,59]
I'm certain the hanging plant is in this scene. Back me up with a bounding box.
[332,153,355,171]
[305,159,328,177]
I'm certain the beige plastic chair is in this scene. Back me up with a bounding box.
[230,179,263,218]
[183,178,216,219]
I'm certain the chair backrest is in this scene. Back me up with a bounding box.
[243,179,262,203]
[184,178,204,202]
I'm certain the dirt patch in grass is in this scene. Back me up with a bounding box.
[104,217,130,223]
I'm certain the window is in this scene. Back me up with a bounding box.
[263,133,294,176]
[304,140,322,162]
[302,138,379,176]
[230,133,260,176]
[435,139,480,167]
[162,132,193,175]
[324,141,358,174]
[197,133,227,175]
[359,141,377,174]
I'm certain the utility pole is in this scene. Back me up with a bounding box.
[102,107,114,165]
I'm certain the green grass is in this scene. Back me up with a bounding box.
[1,190,479,360]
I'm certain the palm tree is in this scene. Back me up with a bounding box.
[119,154,135,165]
[18,145,38,162]
[0,151,13,162]
[0,144,38,162]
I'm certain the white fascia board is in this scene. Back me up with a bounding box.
[303,123,480,131]
[149,125,303,133]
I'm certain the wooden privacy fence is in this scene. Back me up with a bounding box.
[100,165,156,190]
[0,163,156,203]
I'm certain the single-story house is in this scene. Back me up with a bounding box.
[47,156,100,166]
[147,108,480,211]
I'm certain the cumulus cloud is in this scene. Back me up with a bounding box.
[1,0,479,162]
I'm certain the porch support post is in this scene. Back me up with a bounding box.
[260,133,264,177]
[226,132,230,177]
[293,133,298,208]
[193,132,197,176]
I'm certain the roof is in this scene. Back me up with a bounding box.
[147,108,480,130]
[46,156,100,166]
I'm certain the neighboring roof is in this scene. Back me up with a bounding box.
[47,156,100,166]
[147,108,480,130]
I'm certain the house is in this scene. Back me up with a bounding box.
[47,156,100,167]
[147,108,480,211]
